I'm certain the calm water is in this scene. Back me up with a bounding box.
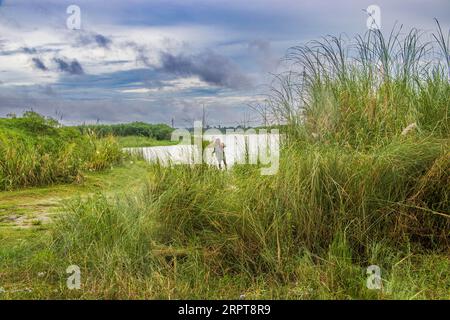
[124,134,280,168]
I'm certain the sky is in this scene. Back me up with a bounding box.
[0,0,449,126]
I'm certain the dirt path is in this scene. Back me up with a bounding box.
[0,161,150,229]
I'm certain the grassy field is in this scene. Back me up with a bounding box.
[1,159,448,299]
[117,136,178,148]
[0,24,449,299]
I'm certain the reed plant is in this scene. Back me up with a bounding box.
[43,23,450,298]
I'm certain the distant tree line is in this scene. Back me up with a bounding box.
[78,122,174,140]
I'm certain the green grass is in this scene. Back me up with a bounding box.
[117,136,178,148]
[0,159,150,227]
[1,158,448,299]
[4,167,446,299]
[1,23,449,300]
[0,112,123,190]
[0,160,152,299]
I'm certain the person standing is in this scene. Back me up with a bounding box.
[212,138,227,169]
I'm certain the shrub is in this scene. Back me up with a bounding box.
[0,112,123,190]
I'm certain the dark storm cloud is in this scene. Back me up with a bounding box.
[74,32,112,49]
[0,45,60,56]
[0,47,37,56]
[122,41,152,66]
[160,51,253,90]
[53,58,84,75]
[23,47,37,54]
[54,68,164,92]
[31,57,48,71]
[94,34,112,48]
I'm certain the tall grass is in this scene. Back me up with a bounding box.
[48,145,449,297]
[0,112,123,190]
[46,23,450,298]
[267,23,449,145]
[149,139,448,273]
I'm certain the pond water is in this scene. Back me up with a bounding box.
[124,134,280,170]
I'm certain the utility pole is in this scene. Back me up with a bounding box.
[202,104,206,129]
[171,117,174,128]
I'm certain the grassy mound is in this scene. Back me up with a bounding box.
[0,111,122,190]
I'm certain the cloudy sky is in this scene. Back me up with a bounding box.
[0,0,449,126]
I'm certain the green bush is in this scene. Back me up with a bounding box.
[0,112,123,190]
[78,122,173,140]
